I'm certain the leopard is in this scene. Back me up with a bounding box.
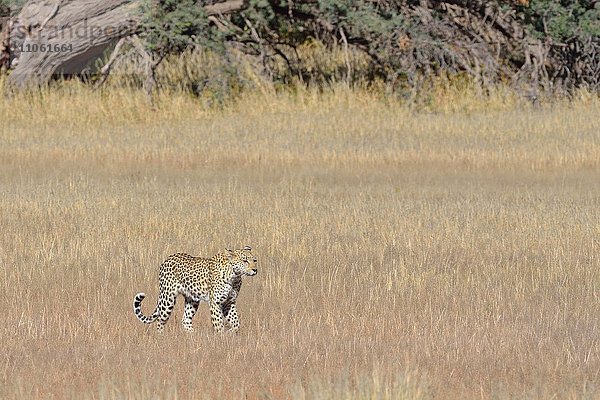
[133,246,258,333]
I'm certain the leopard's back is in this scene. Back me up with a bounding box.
[159,253,212,300]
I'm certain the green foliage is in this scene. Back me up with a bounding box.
[138,0,219,59]
[524,0,600,41]
[320,0,406,49]
[133,0,599,95]
[517,0,600,90]
[0,0,26,14]
[231,0,308,45]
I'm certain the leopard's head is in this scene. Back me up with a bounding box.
[226,246,258,277]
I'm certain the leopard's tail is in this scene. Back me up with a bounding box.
[133,293,159,324]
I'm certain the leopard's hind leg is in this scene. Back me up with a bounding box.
[182,298,200,332]
[155,289,178,332]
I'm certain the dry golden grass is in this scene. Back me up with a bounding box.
[0,83,599,399]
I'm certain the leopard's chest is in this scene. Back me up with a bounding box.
[213,276,241,303]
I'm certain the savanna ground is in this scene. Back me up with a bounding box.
[0,83,599,399]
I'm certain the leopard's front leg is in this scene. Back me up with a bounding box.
[209,299,225,333]
[223,301,240,332]
[209,284,230,333]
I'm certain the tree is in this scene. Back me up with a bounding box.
[523,0,600,90]
[136,0,217,98]
[3,0,247,90]
[2,0,599,94]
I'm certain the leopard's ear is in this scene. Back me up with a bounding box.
[243,245,252,251]
[225,248,235,260]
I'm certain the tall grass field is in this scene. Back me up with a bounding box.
[0,83,599,399]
